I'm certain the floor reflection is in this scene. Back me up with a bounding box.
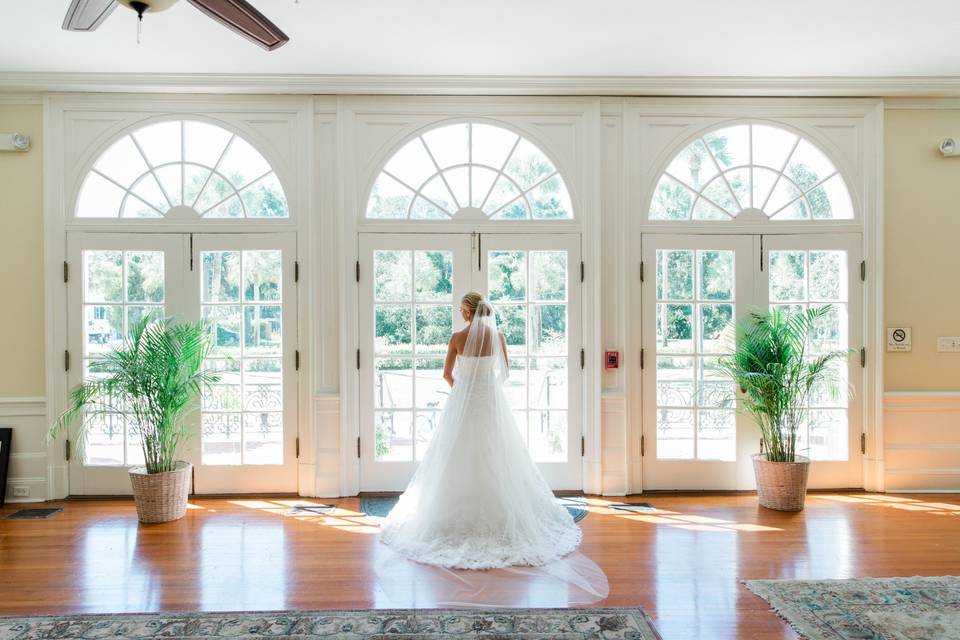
[372,545,609,608]
[82,519,161,612]
[200,517,287,611]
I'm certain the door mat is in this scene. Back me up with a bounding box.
[5,507,63,520]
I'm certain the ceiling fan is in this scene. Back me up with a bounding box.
[62,0,289,51]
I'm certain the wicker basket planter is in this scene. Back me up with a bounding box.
[128,461,192,523]
[752,454,810,512]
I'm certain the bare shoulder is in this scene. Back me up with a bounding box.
[450,328,469,353]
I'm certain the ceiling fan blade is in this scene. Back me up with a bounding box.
[62,0,118,31]
[185,0,289,51]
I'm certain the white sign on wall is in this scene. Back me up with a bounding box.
[887,327,912,352]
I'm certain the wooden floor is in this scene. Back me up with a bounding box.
[1,493,959,639]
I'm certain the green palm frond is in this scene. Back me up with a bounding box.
[717,305,852,462]
[49,316,221,474]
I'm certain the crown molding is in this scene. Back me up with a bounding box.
[2,72,960,97]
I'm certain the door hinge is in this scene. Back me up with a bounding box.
[640,348,645,370]
[295,350,300,371]
[355,260,360,283]
[62,261,69,283]
[65,439,71,462]
[581,436,585,457]
[639,261,645,283]
[640,435,645,457]
[860,260,866,282]
[580,348,585,369]
[63,350,70,372]
[860,432,866,455]
[295,437,300,459]
[580,261,585,283]
[860,347,866,368]
[357,436,361,458]
[294,261,300,283]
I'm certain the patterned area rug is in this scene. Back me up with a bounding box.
[0,608,660,639]
[360,495,590,523]
[746,576,960,639]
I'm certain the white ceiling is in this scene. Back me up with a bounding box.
[2,0,960,77]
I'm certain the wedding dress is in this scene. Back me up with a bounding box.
[380,302,582,570]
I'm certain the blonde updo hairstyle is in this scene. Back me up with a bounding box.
[461,292,492,318]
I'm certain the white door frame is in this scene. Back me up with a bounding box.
[357,231,585,492]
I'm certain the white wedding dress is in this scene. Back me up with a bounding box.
[380,307,582,570]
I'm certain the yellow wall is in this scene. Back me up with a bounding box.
[885,109,960,391]
[0,103,44,397]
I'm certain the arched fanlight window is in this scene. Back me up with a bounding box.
[366,122,573,220]
[76,119,289,219]
[650,123,853,221]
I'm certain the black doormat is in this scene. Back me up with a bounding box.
[285,503,336,516]
[5,507,63,519]
[608,502,656,513]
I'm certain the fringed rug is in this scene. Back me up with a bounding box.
[0,608,660,639]
[745,576,960,639]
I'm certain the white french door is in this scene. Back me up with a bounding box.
[641,233,862,490]
[358,233,582,491]
[66,232,298,495]
[188,233,299,494]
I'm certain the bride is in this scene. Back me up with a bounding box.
[380,292,582,570]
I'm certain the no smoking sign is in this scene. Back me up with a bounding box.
[887,327,912,352]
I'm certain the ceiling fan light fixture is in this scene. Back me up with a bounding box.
[117,0,180,14]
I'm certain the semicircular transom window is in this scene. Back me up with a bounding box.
[76,120,289,219]
[650,123,853,221]
[366,122,573,220]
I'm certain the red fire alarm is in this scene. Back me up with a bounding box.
[604,351,619,369]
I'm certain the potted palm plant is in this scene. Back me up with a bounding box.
[718,306,849,511]
[49,317,219,523]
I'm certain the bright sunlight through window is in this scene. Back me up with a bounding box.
[76,120,289,219]
[366,122,573,221]
[650,123,853,222]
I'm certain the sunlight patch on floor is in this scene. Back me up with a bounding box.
[815,494,960,515]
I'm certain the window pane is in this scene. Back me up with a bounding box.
[375,358,412,409]
[375,305,412,355]
[698,410,736,461]
[529,357,567,410]
[85,251,123,303]
[204,305,242,357]
[769,251,806,302]
[243,359,282,411]
[243,412,282,465]
[504,358,527,410]
[414,251,453,301]
[699,250,733,301]
[126,252,164,303]
[415,411,440,461]
[374,250,411,301]
[657,250,693,300]
[202,251,241,303]
[85,305,123,356]
[415,305,451,355]
[657,356,694,407]
[656,303,693,353]
[202,413,242,465]
[531,251,567,301]
[243,251,282,302]
[375,411,413,461]
[699,304,733,354]
[488,251,526,301]
[495,304,526,355]
[83,413,126,466]
[656,409,694,459]
[530,304,566,356]
[529,411,567,462]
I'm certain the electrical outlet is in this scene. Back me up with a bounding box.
[12,486,29,497]
[937,337,960,353]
